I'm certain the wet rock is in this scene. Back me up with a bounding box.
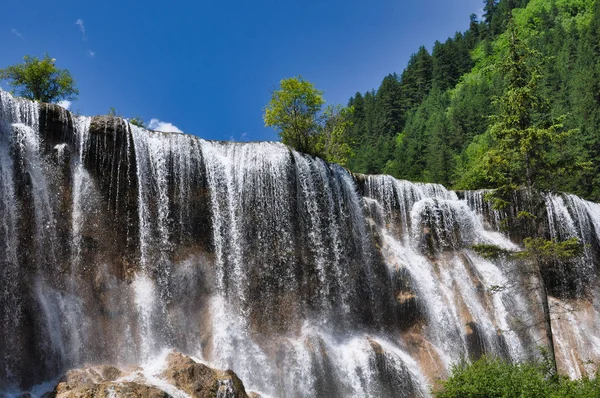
[54,381,170,398]
[39,103,75,151]
[161,352,249,398]
[62,366,123,385]
[367,339,419,398]
[50,365,170,397]
[46,353,253,398]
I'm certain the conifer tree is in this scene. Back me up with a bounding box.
[483,0,498,26]
[484,20,573,193]
[480,20,581,375]
[400,47,433,112]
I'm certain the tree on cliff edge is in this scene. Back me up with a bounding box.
[264,76,354,165]
[0,54,78,103]
[264,76,325,155]
[475,20,583,377]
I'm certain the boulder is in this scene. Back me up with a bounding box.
[46,352,256,398]
[52,366,169,398]
[55,381,170,398]
[161,352,249,398]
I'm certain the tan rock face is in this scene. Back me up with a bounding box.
[53,366,169,398]
[161,352,249,398]
[62,366,123,386]
[48,352,255,398]
[55,381,170,398]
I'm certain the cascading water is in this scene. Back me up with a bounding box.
[0,92,23,388]
[362,176,531,372]
[1,91,600,397]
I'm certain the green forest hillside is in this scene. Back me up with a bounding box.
[347,0,600,201]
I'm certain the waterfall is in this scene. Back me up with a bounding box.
[362,175,530,369]
[0,92,23,387]
[1,92,600,397]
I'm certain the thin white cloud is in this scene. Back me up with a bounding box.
[476,8,485,21]
[88,50,96,57]
[148,118,184,134]
[75,19,86,40]
[11,28,25,41]
[57,100,72,110]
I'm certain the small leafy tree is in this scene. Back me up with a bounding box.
[264,76,354,165]
[264,76,325,155]
[0,54,78,103]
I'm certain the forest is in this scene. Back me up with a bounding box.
[344,0,600,201]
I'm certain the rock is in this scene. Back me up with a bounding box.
[50,365,170,398]
[54,381,171,398]
[39,103,75,151]
[62,366,123,386]
[47,352,252,398]
[161,352,249,398]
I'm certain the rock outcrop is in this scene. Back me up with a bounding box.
[48,352,252,398]
[161,353,249,398]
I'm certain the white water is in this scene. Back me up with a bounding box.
[1,91,600,396]
[364,175,532,369]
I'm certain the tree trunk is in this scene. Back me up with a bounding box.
[537,260,558,376]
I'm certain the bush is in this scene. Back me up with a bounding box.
[434,356,599,398]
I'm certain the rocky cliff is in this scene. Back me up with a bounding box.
[1,91,599,397]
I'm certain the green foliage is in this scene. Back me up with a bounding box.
[345,72,406,174]
[453,134,494,190]
[484,20,576,192]
[519,237,585,261]
[435,356,552,398]
[391,87,455,183]
[264,76,354,165]
[435,355,600,398]
[129,117,145,128]
[315,105,354,166]
[264,76,325,155]
[400,46,433,112]
[0,54,78,103]
[471,243,512,259]
[471,238,583,261]
[341,0,600,201]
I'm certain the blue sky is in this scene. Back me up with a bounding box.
[2,0,483,142]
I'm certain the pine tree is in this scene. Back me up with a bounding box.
[481,20,579,374]
[377,73,404,137]
[483,0,498,26]
[400,46,433,112]
[485,20,573,192]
